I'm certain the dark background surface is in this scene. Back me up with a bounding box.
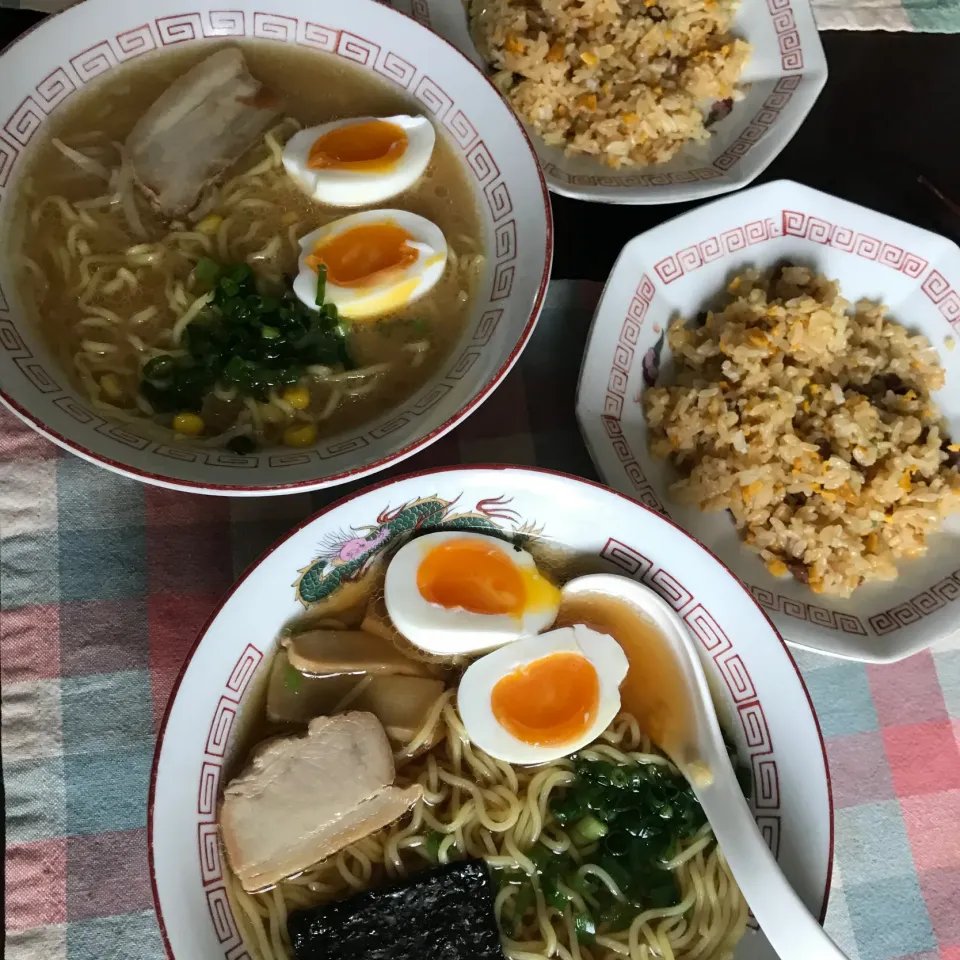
[0,5,959,944]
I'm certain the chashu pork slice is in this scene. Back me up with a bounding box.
[125,47,279,217]
[220,712,421,892]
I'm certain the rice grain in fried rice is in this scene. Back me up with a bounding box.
[468,0,751,168]
[643,266,960,598]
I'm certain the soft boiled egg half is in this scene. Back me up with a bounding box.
[384,531,562,657]
[283,115,436,207]
[293,210,447,320]
[458,625,629,764]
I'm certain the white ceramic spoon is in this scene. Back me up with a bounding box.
[559,574,847,960]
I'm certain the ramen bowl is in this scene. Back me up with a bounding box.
[0,0,551,495]
[150,465,833,960]
[385,0,827,205]
[577,180,960,662]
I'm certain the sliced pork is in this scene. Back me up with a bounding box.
[220,712,421,892]
[125,47,279,217]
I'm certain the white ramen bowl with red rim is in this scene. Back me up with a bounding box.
[0,0,552,495]
[384,0,827,204]
[577,180,960,663]
[150,465,833,960]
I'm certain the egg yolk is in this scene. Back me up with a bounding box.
[305,222,418,288]
[307,119,408,172]
[417,538,526,615]
[491,652,600,746]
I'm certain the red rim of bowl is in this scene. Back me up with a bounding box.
[0,0,554,495]
[147,463,835,959]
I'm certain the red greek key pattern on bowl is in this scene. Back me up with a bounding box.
[375,51,416,89]
[921,270,960,328]
[599,276,664,510]
[655,218,782,284]
[599,537,782,853]
[768,0,803,71]
[0,17,523,472]
[196,644,264,958]
[712,76,800,173]
[783,210,931,278]
[411,0,433,28]
[253,12,297,41]
[541,162,722,189]
[868,571,960,634]
[749,585,868,636]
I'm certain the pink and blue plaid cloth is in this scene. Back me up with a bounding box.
[3,282,960,960]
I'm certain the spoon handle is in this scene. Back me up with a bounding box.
[696,763,848,960]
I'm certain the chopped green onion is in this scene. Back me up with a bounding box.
[142,355,176,381]
[283,660,303,693]
[193,256,220,287]
[573,911,596,943]
[571,815,609,844]
[315,263,327,307]
[261,326,281,339]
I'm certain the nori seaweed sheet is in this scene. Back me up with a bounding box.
[288,858,504,960]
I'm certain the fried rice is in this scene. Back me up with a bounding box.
[643,266,960,598]
[467,0,750,168]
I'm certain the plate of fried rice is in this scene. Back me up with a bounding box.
[577,180,960,661]
[387,0,826,204]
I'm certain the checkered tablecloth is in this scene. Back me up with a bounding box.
[3,281,960,960]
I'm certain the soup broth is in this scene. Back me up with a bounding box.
[13,42,485,450]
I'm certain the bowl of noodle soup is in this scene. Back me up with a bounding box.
[150,465,833,960]
[0,0,551,495]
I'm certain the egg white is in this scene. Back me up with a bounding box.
[292,209,448,320]
[383,531,560,657]
[457,625,629,765]
[282,114,436,207]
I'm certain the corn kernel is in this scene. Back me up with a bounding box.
[899,471,912,491]
[948,443,960,453]
[622,112,639,125]
[766,559,788,577]
[173,412,205,436]
[663,31,672,40]
[580,50,599,66]
[728,276,741,291]
[546,42,565,62]
[505,33,525,54]
[577,93,598,110]
[865,533,878,554]
[100,374,123,400]
[196,215,223,237]
[282,385,311,410]
[741,480,763,501]
[283,423,318,448]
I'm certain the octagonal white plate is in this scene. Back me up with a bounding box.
[150,465,832,960]
[577,179,960,662]
[386,0,827,204]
